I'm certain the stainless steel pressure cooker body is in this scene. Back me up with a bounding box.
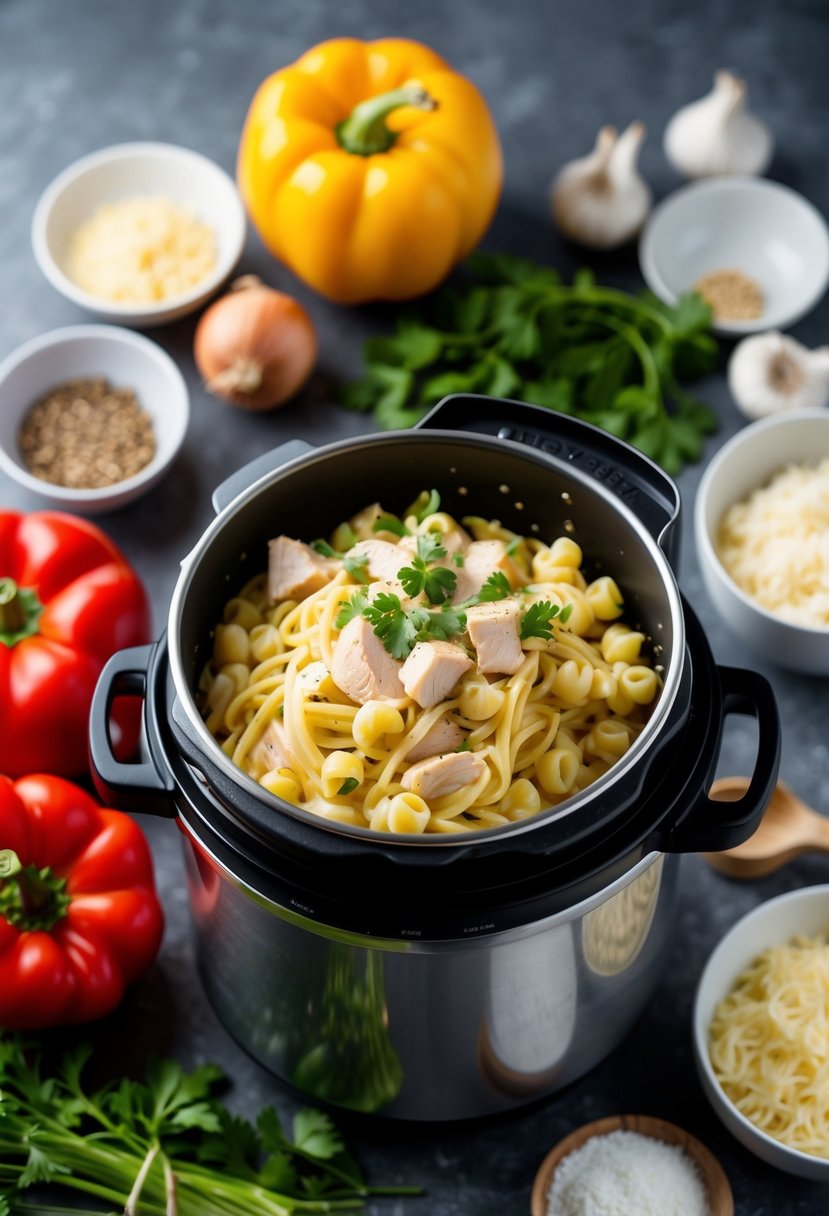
[90,396,780,1121]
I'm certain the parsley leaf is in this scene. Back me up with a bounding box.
[372,514,410,537]
[335,589,368,629]
[363,592,418,659]
[452,552,465,567]
[342,552,370,584]
[398,534,456,604]
[407,488,441,522]
[293,1109,344,1160]
[520,600,571,641]
[418,605,467,642]
[343,253,718,473]
[476,570,513,603]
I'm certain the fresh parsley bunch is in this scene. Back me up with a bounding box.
[0,1038,417,1215]
[342,251,719,474]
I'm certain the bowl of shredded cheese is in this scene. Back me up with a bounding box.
[695,408,829,673]
[31,142,246,327]
[693,884,829,1180]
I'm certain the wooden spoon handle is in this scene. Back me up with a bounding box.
[812,812,829,852]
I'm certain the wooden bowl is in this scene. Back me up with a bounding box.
[530,1114,733,1216]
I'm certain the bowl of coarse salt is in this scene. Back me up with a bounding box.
[31,142,246,327]
[695,408,829,674]
[0,325,189,514]
[530,1114,732,1216]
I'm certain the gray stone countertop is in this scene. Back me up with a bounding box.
[1,0,828,1212]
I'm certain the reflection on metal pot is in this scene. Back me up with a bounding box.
[582,855,664,976]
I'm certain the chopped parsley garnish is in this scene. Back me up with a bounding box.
[398,534,457,604]
[452,552,465,568]
[454,738,471,752]
[408,488,441,523]
[520,600,572,641]
[415,604,467,642]
[363,592,421,659]
[334,588,368,629]
[311,537,371,584]
[455,569,515,609]
[342,552,370,583]
[476,570,513,603]
[337,777,360,795]
[372,514,410,537]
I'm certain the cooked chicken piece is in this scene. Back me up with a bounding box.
[367,578,409,603]
[401,750,487,800]
[466,599,524,675]
[331,615,405,704]
[350,538,407,582]
[400,641,473,708]
[398,522,472,559]
[268,536,339,603]
[249,719,296,775]
[451,540,523,604]
[406,718,465,762]
[348,501,386,538]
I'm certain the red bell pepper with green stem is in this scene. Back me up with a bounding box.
[0,511,150,777]
[0,773,163,1029]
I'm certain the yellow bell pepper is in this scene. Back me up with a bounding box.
[237,37,503,304]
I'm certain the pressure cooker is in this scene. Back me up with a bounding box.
[90,396,779,1120]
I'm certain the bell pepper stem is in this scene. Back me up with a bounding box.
[337,84,438,156]
[0,849,71,931]
[0,850,22,880]
[0,577,44,646]
[0,578,24,633]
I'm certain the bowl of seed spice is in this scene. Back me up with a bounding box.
[0,325,189,513]
[639,177,829,336]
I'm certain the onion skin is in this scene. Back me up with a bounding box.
[194,280,317,411]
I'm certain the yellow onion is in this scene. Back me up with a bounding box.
[194,276,316,410]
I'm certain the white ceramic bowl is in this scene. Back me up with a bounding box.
[639,178,829,335]
[0,325,189,513]
[31,142,246,327]
[693,885,829,1181]
[695,408,829,674]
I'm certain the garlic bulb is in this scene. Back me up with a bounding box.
[728,331,829,419]
[551,122,651,250]
[664,70,773,178]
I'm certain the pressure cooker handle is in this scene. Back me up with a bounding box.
[659,666,780,854]
[418,394,681,556]
[89,644,177,817]
[211,439,314,515]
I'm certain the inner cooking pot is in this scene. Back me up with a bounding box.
[170,394,686,842]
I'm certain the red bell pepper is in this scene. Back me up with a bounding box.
[0,510,150,777]
[0,774,163,1029]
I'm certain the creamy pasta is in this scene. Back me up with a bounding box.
[199,494,661,834]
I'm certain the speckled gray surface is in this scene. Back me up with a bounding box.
[2,0,829,1212]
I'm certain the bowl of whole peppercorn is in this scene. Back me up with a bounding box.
[0,325,189,513]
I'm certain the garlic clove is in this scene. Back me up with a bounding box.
[727,331,829,419]
[664,69,773,179]
[551,122,652,250]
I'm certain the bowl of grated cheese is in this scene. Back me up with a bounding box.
[693,884,829,1180]
[31,142,246,327]
[695,408,829,674]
